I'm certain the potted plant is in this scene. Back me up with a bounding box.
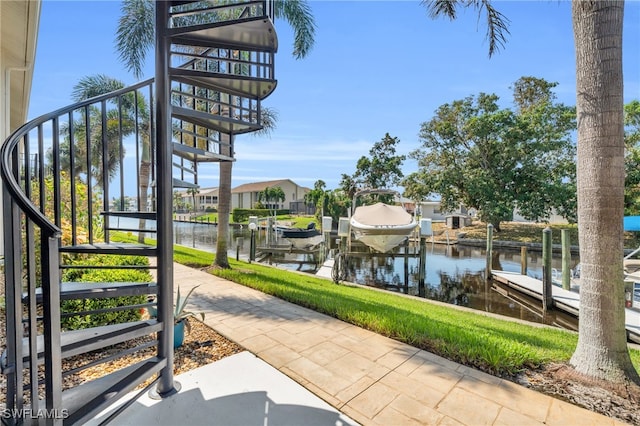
[173,285,205,348]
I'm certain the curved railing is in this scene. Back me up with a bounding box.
[1,78,155,243]
[0,78,157,422]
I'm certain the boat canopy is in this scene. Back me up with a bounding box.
[352,202,413,226]
[624,216,640,232]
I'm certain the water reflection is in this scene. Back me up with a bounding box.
[344,243,578,326]
[118,218,578,327]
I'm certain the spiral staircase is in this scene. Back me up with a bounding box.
[0,1,277,424]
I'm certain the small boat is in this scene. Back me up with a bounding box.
[281,222,324,250]
[349,189,418,253]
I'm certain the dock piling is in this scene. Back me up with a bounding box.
[561,229,571,290]
[485,224,493,281]
[542,227,553,312]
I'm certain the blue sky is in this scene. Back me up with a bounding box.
[29,1,640,194]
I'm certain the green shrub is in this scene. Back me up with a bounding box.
[232,208,289,222]
[61,255,152,330]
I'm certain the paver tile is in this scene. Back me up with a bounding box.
[325,352,381,383]
[373,406,424,426]
[267,328,321,352]
[408,361,464,394]
[380,371,446,408]
[351,334,405,361]
[546,398,619,426]
[455,364,502,385]
[376,347,421,370]
[240,334,279,353]
[334,376,376,404]
[388,394,444,424]
[494,407,546,426]
[476,377,552,422]
[341,324,377,341]
[346,382,400,419]
[257,344,300,368]
[415,349,464,371]
[300,341,351,366]
[437,415,465,426]
[287,357,352,396]
[216,323,262,342]
[436,387,501,426]
[394,352,428,376]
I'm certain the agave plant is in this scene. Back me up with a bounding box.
[174,285,205,334]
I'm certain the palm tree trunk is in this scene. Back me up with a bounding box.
[137,130,152,243]
[570,0,639,384]
[137,159,151,243]
[214,133,232,268]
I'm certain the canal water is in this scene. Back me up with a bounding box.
[116,218,578,326]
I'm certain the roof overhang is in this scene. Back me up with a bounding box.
[1,0,41,134]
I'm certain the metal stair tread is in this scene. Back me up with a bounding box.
[59,243,157,255]
[19,320,163,364]
[172,178,199,189]
[62,356,166,425]
[172,105,260,134]
[23,281,158,303]
[172,142,234,163]
[170,71,276,99]
[169,18,277,52]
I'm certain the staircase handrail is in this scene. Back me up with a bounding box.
[0,77,154,237]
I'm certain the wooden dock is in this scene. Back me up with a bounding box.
[491,270,640,344]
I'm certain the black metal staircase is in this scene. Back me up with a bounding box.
[0,1,276,424]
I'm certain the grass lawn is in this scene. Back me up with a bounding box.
[110,230,640,377]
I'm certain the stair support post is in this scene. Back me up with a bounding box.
[154,0,176,397]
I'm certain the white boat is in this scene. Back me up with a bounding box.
[349,190,418,253]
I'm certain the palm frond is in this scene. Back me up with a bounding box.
[71,75,126,102]
[478,0,510,57]
[421,0,458,20]
[275,0,317,59]
[255,107,279,137]
[421,0,509,57]
[115,0,155,79]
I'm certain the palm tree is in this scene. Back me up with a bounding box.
[187,185,200,215]
[116,0,316,79]
[569,1,638,384]
[71,74,153,243]
[115,0,316,268]
[421,0,639,386]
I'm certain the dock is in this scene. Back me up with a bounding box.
[315,258,334,279]
[491,270,640,344]
[255,244,323,270]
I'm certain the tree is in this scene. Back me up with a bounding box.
[340,133,406,208]
[404,80,575,231]
[257,186,285,217]
[48,75,132,188]
[116,0,316,269]
[187,186,200,214]
[423,0,639,386]
[570,1,639,384]
[116,0,316,79]
[67,74,153,243]
[305,179,326,220]
[352,133,406,191]
[322,189,350,224]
